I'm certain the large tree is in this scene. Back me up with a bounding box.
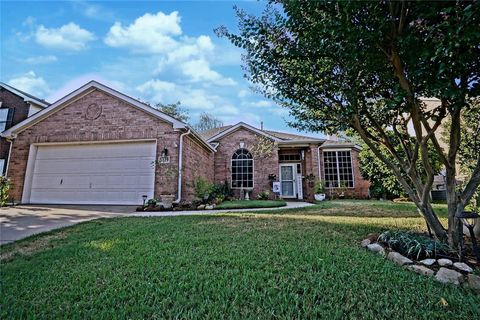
[192,112,224,131]
[218,0,480,244]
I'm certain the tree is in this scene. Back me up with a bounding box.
[153,101,189,123]
[192,112,224,131]
[218,1,480,244]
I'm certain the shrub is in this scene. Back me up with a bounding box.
[147,198,158,207]
[193,177,214,203]
[314,181,325,194]
[257,191,270,200]
[378,230,450,260]
[0,176,11,207]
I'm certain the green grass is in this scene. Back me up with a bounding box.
[215,199,287,209]
[1,200,478,319]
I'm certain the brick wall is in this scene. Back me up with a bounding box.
[0,88,31,164]
[212,128,279,199]
[182,134,215,202]
[7,89,184,202]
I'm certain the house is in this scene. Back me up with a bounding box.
[1,80,369,205]
[0,83,49,175]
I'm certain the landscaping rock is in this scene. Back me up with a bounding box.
[419,259,436,266]
[467,274,480,291]
[197,204,206,210]
[360,239,371,247]
[437,258,453,267]
[205,205,215,210]
[388,252,413,266]
[453,262,473,273]
[435,268,464,285]
[406,264,435,277]
[367,243,385,255]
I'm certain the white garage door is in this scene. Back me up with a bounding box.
[27,142,156,205]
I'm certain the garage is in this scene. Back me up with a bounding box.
[23,141,156,205]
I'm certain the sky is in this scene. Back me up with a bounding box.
[1,0,324,137]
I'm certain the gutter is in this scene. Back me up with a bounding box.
[174,129,191,203]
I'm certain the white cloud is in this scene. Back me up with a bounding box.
[24,55,58,64]
[250,100,272,108]
[104,11,181,53]
[180,59,236,86]
[72,0,115,21]
[35,22,95,50]
[8,71,51,97]
[136,79,239,115]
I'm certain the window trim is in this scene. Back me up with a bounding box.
[231,148,254,189]
[323,150,355,189]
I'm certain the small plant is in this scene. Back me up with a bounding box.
[314,181,325,194]
[0,176,11,207]
[257,190,270,200]
[147,198,158,207]
[378,230,450,260]
[194,177,213,203]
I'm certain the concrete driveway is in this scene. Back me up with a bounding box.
[0,205,136,245]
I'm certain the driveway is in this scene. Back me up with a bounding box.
[0,205,135,245]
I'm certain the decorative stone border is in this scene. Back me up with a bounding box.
[361,238,480,291]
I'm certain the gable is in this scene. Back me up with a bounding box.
[209,126,276,144]
[1,81,186,138]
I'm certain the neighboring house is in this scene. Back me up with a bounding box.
[1,80,369,205]
[0,83,49,175]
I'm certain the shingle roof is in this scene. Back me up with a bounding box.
[198,123,324,142]
[0,82,50,107]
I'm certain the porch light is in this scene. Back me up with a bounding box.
[142,195,148,207]
[456,211,480,262]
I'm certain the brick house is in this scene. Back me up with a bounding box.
[2,80,369,205]
[0,82,49,174]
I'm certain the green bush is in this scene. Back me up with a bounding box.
[257,191,270,200]
[193,177,214,203]
[314,181,325,194]
[378,230,450,260]
[0,176,11,207]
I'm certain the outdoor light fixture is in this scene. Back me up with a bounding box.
[142,195,148,207]
[456,211,480,262]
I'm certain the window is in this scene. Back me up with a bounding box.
[231,149,253,188]
[323,150,354,188]
[0,159,5,176]
[0,108,13,132]
[279,153,301,162]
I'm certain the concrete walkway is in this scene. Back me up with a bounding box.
[131,201,314,217]
[0,202,313,245]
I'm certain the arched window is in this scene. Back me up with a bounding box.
[231,149,253,188]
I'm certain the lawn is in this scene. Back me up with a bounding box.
[1,200,478,319]
[215,199,286,209]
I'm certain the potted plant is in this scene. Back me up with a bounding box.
[314,180,326,201]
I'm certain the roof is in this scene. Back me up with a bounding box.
[320,140,361,150]
[0,82,50,108]
[1,80,215,152]
[199,122,325,144]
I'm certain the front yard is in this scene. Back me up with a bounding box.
[1,201,478,319]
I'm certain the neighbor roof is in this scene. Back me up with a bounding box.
[0,82,50,108]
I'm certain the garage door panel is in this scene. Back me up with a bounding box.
[28,142,156,205]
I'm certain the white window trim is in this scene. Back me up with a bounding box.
[323,150,355,189]
[231,149,254,190]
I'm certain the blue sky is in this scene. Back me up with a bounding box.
[1,0,324,137]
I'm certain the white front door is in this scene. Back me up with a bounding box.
[280,164,296,198]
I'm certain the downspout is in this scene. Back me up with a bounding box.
[174,129,191,203]
[317,146,322,181]
[4,136,15,177]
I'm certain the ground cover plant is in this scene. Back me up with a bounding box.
[215,199,286,210]
[1,201,478,319]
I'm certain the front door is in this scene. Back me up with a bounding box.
[280,164,296,198]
